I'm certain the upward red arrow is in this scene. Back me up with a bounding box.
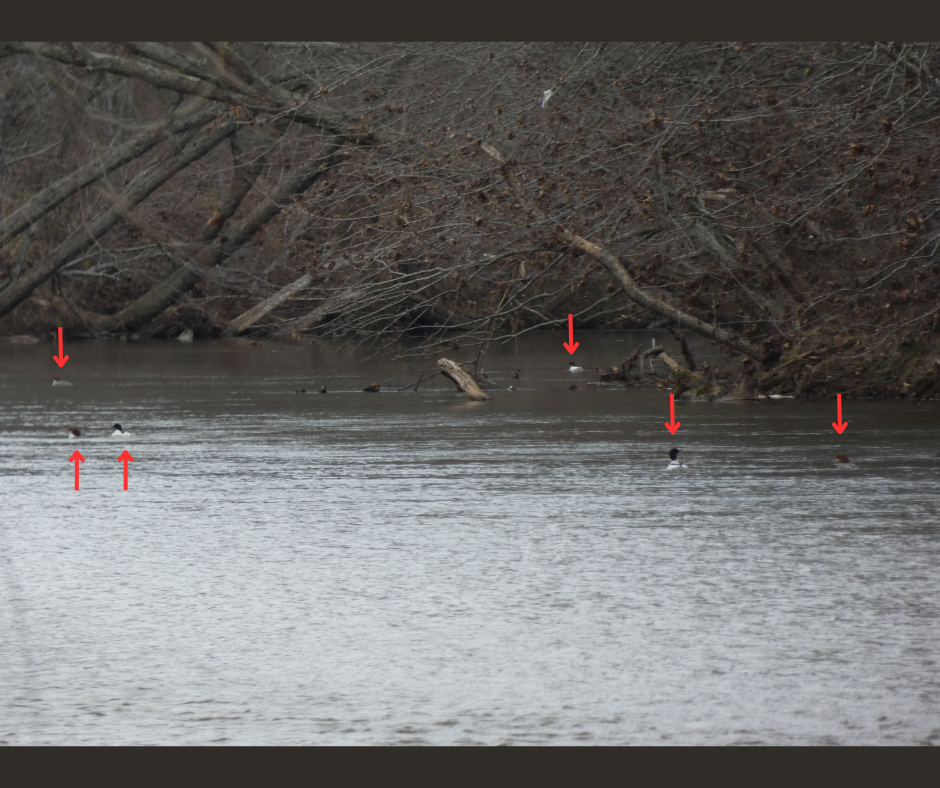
[563,314,579,354]
[118,450,134,491]
[69,450,84,490]
[53,327,69,367]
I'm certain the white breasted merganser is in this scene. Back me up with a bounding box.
[835,454,856,469]
[66,427,81,439]
[667,447,687,470]
[569,362,584,373]
[53,377,73,386]
[111,423,131,438]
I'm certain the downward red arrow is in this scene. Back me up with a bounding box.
[832,393,848,434]
[563,314,579,354]
[118,450,134,490]
[69,450,84,490]
[53,327,69,368]
[665,393,681,434]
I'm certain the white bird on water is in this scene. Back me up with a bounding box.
[53,377,73,387]
[569,362,584,373]
[111,423,132,438]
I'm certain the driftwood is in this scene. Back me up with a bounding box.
[658,351,707,396]
[437,358,489,401]
[725,357,759,400]
[223,272,313,337]
[599,345,643,382]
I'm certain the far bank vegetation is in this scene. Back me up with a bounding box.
[0,42,938,398]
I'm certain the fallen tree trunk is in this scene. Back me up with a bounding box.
[727,358,760,400]
[657,351,707,396]
[599,345,643,381]
[567,233,760,360]
[223,272,314,337]
[438,358,489,400]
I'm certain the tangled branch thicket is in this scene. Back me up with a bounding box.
[1,42,939,397]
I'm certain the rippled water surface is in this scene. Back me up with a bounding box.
[1,333,939,745]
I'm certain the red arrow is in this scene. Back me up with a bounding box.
[53,327,69,367]
[832,393,848,434]
[69,450,84,490]
[118,450,134,490]
[665,393,681,434]
[563,314,579,354]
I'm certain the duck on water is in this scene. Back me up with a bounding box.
[667,448,688,470]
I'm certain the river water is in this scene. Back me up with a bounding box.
[1,332,939,745]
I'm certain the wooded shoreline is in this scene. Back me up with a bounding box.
[1,43,938,399]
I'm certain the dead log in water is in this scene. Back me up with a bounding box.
[599,345,644,382]
[658,351,708,397]
[656,350,726,399]
[721,357,759,400]
[438,358,489,401]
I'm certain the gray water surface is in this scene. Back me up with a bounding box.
[1,333,939,745]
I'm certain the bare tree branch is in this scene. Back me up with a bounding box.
[0,120,239,318]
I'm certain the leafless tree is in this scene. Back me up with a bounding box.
[1,42,938,397]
